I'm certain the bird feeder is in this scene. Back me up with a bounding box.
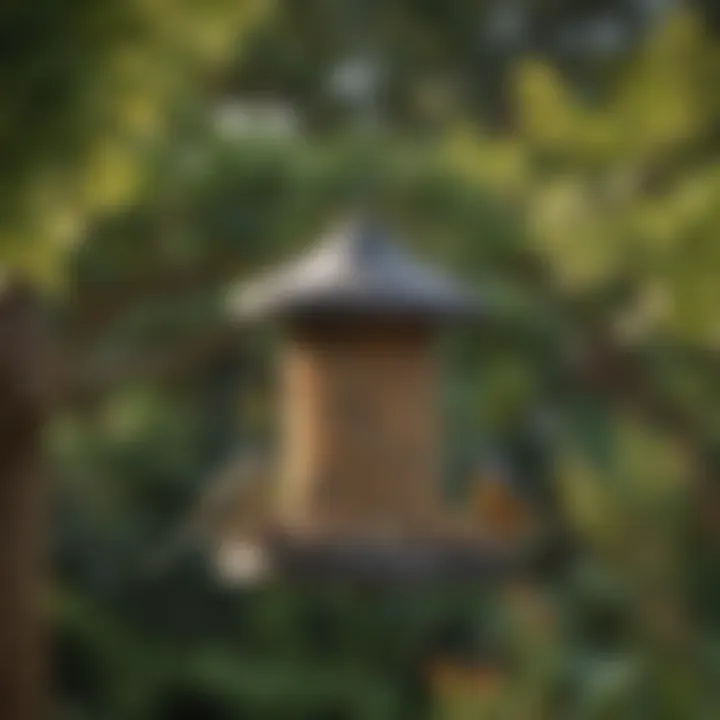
[220,215,528,583]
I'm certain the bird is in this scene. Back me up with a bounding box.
[468,456,536,544]
[146,450,275,574]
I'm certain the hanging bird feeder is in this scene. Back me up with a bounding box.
[216,214,533,583]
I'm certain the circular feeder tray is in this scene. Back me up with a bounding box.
[215,528,551,586]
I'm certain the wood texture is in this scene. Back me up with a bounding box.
[279,320,441,538]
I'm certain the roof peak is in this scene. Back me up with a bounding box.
[316,214,402,268]
[232,214,481,322]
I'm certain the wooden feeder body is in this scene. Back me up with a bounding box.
[279,316,443,538]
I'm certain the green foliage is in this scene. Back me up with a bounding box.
[0,0,268,284]
[29,2,720,718]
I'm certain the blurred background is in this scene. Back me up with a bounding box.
[2,0,720,717]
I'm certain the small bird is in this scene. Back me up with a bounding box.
[146,450,275,573]
[468,458,535,543]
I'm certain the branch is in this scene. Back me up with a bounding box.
[504,250,718,478]
[68,254,246,343]
[57,323,241,410]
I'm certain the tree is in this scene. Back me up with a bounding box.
[0,3,267,718]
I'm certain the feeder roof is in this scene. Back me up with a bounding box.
[232,216,480,321]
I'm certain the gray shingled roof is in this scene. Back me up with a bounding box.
[231,216,480,321]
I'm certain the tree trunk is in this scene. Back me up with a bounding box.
[0,280,47,720]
